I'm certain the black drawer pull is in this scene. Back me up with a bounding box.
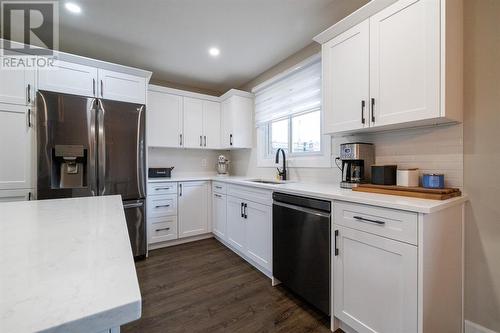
[155,204,171,208]
[155,227,170,232]
[215,186,222,189]
[353,215,386,225]
[155,187,171,191]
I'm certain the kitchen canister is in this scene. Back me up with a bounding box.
[422,173,445,189]
[396,168,419,187]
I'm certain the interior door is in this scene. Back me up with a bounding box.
[369,0,440,127]
[178,181,208,238]
[226,196,245,252]
[333,226,418,333]
[147,90,183,147]
[202,100,221,148]
[183,97,204,148]
[98,99,145,200]
[323,19,369,134]
[245,201,272,271]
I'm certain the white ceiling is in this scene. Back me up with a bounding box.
[57,0,368,93]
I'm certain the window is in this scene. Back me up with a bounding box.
[254,54,331,167]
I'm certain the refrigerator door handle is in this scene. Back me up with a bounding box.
[89,100,98,196]
[137,105,146,198]
[97,100,106,195]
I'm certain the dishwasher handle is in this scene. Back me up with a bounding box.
[273,201,331,218]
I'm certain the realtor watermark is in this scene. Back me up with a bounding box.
[1,1,59,69]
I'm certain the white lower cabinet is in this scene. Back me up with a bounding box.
[333,225,417,333]
[147,182,179,245]
[226,195,246,252]
[212,192,227,240]
[223,185,272,275]
[149,216,178,243]
[178,181,209,238]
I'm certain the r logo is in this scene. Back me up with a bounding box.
[1,1,59,55]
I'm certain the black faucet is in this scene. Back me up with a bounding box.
[275,148,287,181]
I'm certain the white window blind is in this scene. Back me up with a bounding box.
[254,54,321,127]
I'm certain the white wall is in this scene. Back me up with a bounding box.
[148,148,230,177]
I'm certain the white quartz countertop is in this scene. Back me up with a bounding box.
[148,175,466,213]
[0,195,141,333]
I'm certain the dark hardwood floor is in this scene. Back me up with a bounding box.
[122,238,337,333]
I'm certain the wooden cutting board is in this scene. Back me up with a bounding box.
[352,184,462,200]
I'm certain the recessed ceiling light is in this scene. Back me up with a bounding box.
[208,47,220,57]
[65,2,82,14]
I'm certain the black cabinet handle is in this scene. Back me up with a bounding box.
[230,134,233,146]
[353,215,386,225]
[200,135,203,147]
[179,134,183,146]
[28,192,32,201]
[27,109,32,127]
[214,193,222,198]
[244,203,248,219]
[179,183,182,196]
[334,230,339,256]
[155,227,170,232]
[240,202,244,218]
[204,135,207,147]
[27,84,31,103]
[100,80,104,97]
[361,100,366,124]
[155,204,170,208]
[93,79,96,96]
[371,98,375,123]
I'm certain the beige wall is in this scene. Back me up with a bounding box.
[463,0,500,331]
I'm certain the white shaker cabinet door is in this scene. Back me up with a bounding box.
[147,90,183,148]
[369,0,440,127]
[38,60,98,97]
[323,19,369,134]
[0,54,35,105]
[0,104,32,190]
[333,226,418,333]
[202,100,221,149]
[245,201,272,272]
[178,181,209,238]
[0,189,33,202]
[212,192,227,240]
[182,97,204,148]
[98,69,146,104]
[226,196,246,252]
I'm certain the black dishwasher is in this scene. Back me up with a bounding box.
[273,192,331,316]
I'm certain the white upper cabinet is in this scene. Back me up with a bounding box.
[315,0,463,134]
[369,0,440,127]
[178,181,209,238]
[0,54,35,106]
[0,104,32,190]
[183,97,204,148]
[221,92,253,149]
[98,69,146,104]
[202,100,221,149]
[147,90,183,148]
[323,19,370,133]
[38,60,98,97]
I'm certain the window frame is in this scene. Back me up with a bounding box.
[266,109,323,158]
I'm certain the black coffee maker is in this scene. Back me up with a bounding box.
[336,143,375,189]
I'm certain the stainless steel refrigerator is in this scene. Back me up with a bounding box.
[37,90,147,259]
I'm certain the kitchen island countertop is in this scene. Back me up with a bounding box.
[0,195,141,333]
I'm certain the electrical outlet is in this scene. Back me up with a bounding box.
[201,158,207,167]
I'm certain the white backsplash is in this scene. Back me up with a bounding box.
[231,123,463,188]
[148,147,230,177]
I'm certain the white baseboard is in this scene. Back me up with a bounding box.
[465,320,499,333]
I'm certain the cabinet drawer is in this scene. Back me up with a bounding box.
[212,181,227,194]
[149,217,178,243]
[227,184,272,206]
[147,194,177,217]
[333,201,417,245]
[148,182,177,196]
